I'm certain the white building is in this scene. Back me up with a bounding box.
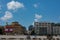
[34,22,53,35]
[53,25,60,35]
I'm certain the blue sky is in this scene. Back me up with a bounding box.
[0,0,60,28]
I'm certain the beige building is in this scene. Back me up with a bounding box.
[4,22,26,35]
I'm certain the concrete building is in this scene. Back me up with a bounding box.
[34,22,53,35]
[47,23,54,35]
[34,22,47,35]
[53,23,60,35]
[4,22,26,35]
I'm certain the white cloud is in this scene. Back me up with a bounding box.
[33,3,40,8]
[1,11,13,21]
[34,14,42,22]
[35,14,42,19]
[34,19,38,22]
[7,0,24,10]
[34,4,38,8]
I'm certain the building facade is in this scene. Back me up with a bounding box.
[34,22,47,35]
[53,23,60,35]
[34,22,60,36]
[34,22,54,35]
[4,22,26,35]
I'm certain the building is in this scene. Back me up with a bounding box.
[47,23,54,35]
[53,23,60,35]
[34,22,54,35]
[4,25,14,35]
[4,22,26,35]
[0,21,60,36]
[34,22,47,35]
[34,22,60,36]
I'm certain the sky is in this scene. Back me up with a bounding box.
[0,0,60,28]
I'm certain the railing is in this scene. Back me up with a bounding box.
[0,35,60,40]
